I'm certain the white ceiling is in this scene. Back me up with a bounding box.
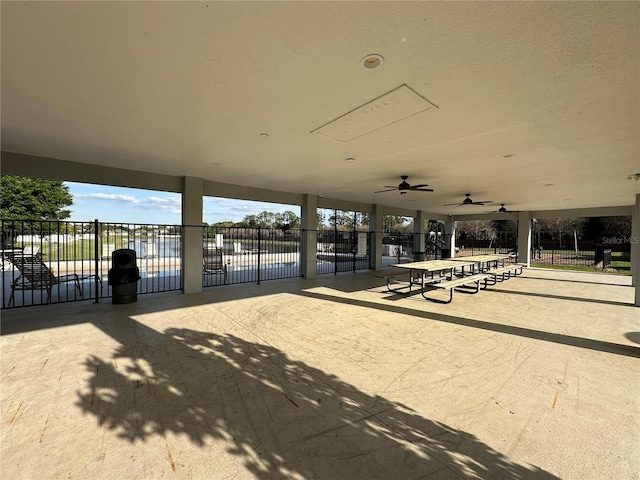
[2,1,639,215]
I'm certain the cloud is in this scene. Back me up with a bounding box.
[202,197,299,222]
[74,192,182,214]
[67,184,300,224]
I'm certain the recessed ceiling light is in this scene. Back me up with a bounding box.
[361,54,384,69]
[260,132,269,137]
[345,157,356,162]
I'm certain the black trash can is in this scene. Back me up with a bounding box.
[108,249,140,304]
[594,245,612,269]
[413,252,426,262]
[440,248,451,259]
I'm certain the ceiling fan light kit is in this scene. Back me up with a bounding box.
[374,175,434,194]
[444,193,493,207]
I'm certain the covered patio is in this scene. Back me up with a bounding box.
[1,268,637,479]
[1,2,639,479]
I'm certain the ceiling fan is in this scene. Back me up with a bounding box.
[375,175,433,195]
[485,204,509,213]
[444,193,493,207]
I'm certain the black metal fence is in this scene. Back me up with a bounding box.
[1,219,182,309]
[529,232,629,269]
[3,219,629,308]
[202,226,302,285]
[456,229,518,257]
[315,228,370,274]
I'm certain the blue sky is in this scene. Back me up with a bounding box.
[65,182,300,225]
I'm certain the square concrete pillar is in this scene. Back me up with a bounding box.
[413,211,426,257]
[301,194,318,279]
[370,205,383,270]
[517,211,532,266]
[182,177,203,294]
[444,218,456,258]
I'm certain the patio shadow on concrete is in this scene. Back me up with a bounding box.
[77,320,560,479]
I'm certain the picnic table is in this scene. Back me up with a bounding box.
[450,254,525,284]
[449,254,511,272]
[378,259,489,303]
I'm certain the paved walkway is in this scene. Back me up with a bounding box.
[1,268,637,479]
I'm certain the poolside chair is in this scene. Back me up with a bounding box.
[2,245,40,272]
[203,247,227,284]
[7,254,100,306]
[22,245,41,257]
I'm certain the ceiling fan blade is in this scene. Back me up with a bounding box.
[443,202,462,206]
[473,200,493,205]
[374,188,398,193]
[410,188,434,192]
[410,184,429,188]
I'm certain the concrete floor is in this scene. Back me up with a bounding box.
[1,268,638,480]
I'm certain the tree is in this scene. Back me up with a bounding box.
[537,217,585,248]
[212,221,235,228]
[383,215,413,233]
[236,210,301,229]
[600,216,631,238]
[274,211,300,229]
[456,220,496,240]
[584,216,631,240]
[1,175,73,220]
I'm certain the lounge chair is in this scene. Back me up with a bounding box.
[203,247,227,284]
[7,254,101,306]
[1,245,40,272]
[22,245,41,257]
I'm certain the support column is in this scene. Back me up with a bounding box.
[517,211,532,266]
[413,211,426,259]
[370,204,383,270]
[631,193,640,306]
[301,194,318,279]
[182,176,203,294]
[445,217,456,258]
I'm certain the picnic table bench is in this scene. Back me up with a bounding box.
[422,272,491,303]
[483,263,525,284]
[374,268,413,292]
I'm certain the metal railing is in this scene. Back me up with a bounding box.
[1,219,182,309]
[456,231,517,257]
[315,228,370,274]
[4,219,627,309]
[530,235,630,269]
[203,226,302,286]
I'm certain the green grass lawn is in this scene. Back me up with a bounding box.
[30,238,129,261]
[531,250,630,275]
[530,264,629,275]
